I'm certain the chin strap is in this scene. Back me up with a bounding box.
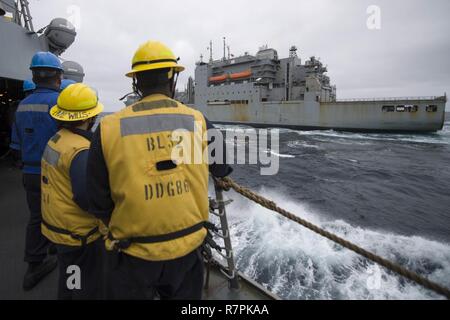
[88,116,97,131]
[132,77,143,100]
[119,91,136,101]
[171,71,179,99]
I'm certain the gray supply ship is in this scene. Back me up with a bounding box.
[180,41,446,132]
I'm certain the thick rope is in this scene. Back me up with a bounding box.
[215,177,450,299]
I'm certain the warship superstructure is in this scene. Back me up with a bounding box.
[184,42,446,132]
[0,0,84,156]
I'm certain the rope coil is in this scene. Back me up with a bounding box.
[215,177,450,299]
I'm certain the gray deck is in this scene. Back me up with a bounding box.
[0,159,276,300]
[203,262,278,300]
[0,160,58,300]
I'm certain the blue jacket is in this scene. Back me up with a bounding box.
[11,87,59,174]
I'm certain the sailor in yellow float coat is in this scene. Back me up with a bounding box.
[87,41,232,299]
[41,83,104,299]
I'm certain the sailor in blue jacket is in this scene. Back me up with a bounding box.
[9,79,35,165]
[10,52,63,290]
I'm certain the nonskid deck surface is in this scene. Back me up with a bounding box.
[0,161,57,300]
[0,160,274,300]
[203,262,277,300]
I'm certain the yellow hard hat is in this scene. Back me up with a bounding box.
[50,83,104,121]
[126,40,185,78]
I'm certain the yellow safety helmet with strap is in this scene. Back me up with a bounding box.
[50,83,104,121]
[126,41,185,78]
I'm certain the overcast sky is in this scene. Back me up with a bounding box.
[29,0,450,111]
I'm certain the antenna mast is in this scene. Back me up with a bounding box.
[208,40,213,63]
[223,37,226,61]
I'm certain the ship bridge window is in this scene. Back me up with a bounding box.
[382,105,395,112]
[426,105,438,112]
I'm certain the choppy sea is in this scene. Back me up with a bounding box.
[212,121,450,300]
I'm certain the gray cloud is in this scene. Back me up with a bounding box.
[30,0,450,111]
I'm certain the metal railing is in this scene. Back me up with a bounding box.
[208,183,240,290]
[0,0,34,31]
[335,96,443,102]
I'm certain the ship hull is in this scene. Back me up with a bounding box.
[193,98,446,133]
[210,121,443,133]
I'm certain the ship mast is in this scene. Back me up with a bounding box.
[223,37,226,61]
[207,40,213,63]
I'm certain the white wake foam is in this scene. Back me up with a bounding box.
[211,187,450,300]
[293,123,450,145]
[266,150,295,158]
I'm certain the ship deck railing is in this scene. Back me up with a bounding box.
[334,96,446,102]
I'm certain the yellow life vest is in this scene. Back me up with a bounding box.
[100,94,209,261]
[41,128,102,246]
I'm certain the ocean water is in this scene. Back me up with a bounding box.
[211,121,450,300]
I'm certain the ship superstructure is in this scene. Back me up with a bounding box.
[186,41,446,132]
[0,0,84,155]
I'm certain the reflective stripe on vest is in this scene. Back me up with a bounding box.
[120,114,195,137]
[16,104,49,113]
[132,99,178,112]
[42,144,60,167]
